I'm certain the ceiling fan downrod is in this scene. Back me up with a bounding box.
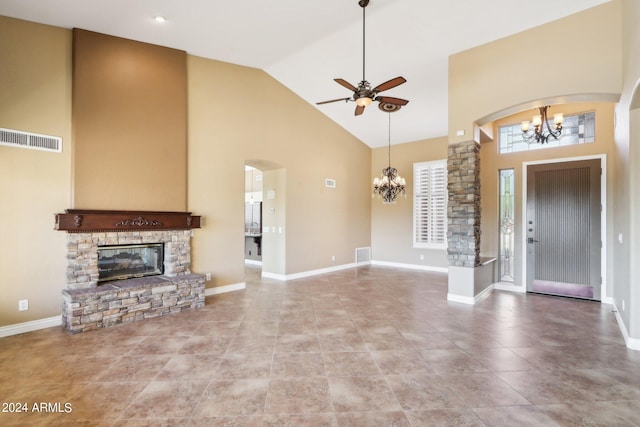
[360,0,369,83]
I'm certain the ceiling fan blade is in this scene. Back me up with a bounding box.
[316,97,351,105]
[355,105,365,116]
[334,78,358,92]
[373,76,406,93]
[376,96,409,106]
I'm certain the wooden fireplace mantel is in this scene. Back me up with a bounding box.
[55,209,201,233]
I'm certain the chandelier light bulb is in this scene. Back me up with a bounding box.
[532,114,542,127]
[554,113,564,126]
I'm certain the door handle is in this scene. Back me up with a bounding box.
[527,237,539,244]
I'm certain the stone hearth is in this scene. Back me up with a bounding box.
[62,274,205,333]
[55,210,204,333]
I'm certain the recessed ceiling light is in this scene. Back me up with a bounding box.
[153,16,167,23]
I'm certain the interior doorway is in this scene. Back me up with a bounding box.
[244,161,287,280]
[525,158,602,300]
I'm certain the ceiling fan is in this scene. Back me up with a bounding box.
[316,0,409,116]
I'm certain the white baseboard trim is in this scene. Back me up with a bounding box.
[261,271,287,280]
[447,284,494,306]
[262,262,361,281]
[493,282,526,293]
[204,282,246,296]
[261,260,448,282]
[371,260,448,273]
[447,293,475,305]
[244,259,262,266]
[474,284,495,303]
[612,303,640,351]
[0,316,62,338]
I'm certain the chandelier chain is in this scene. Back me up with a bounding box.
[372,112,406,204]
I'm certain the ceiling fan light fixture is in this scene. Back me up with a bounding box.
[356,96,373,107]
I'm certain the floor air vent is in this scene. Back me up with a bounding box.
[355,247,371,264]
[0,128,62,153]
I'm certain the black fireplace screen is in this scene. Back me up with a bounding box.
[97,243,164,283]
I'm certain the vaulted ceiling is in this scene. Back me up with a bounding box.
[0,0,610,147]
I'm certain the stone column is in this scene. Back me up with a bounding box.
[447,140,481,268]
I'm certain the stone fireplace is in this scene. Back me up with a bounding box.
[55,210,205,333]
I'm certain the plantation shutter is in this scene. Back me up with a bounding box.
[414,161,447,247]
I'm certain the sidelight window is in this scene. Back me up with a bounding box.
[499,169,515,282]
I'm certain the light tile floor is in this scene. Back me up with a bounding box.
[2,265,640,426]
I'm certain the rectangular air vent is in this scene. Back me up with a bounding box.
[355,246,371,264]
[0,128,62,153]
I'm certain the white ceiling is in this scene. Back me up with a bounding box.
[0,0,610,147]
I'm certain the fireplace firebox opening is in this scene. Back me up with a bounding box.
[97,243,164,283]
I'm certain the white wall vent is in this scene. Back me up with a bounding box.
[355,247,371,264]
[0,128,62,153]
[325,178,336,188]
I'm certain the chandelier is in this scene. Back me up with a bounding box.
[372,112,406,204]
[521,105,564,144]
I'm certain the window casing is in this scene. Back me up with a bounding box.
[413,160,447,248]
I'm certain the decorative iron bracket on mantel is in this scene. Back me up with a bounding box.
[54,209,201,233]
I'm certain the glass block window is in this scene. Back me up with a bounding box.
[499,111,595,154]
[499,169,515,282]
[413,160,447,248]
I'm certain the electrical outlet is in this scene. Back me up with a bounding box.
[18,299,28,311]
[622,300,625,311]
[205,273,211,281]
[331,255,336,261]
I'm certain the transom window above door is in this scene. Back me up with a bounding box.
[499,111,595,154]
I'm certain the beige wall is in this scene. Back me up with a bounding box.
[0,16,371,326]
[72,29,187,210]
[480,102,617,294]
[371,136,449,268]
[613,0,640,337]
[449,1,623,144]
[187,55,372,287]
[0,17,72,326]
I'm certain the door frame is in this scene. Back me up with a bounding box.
[520,154,609,303]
